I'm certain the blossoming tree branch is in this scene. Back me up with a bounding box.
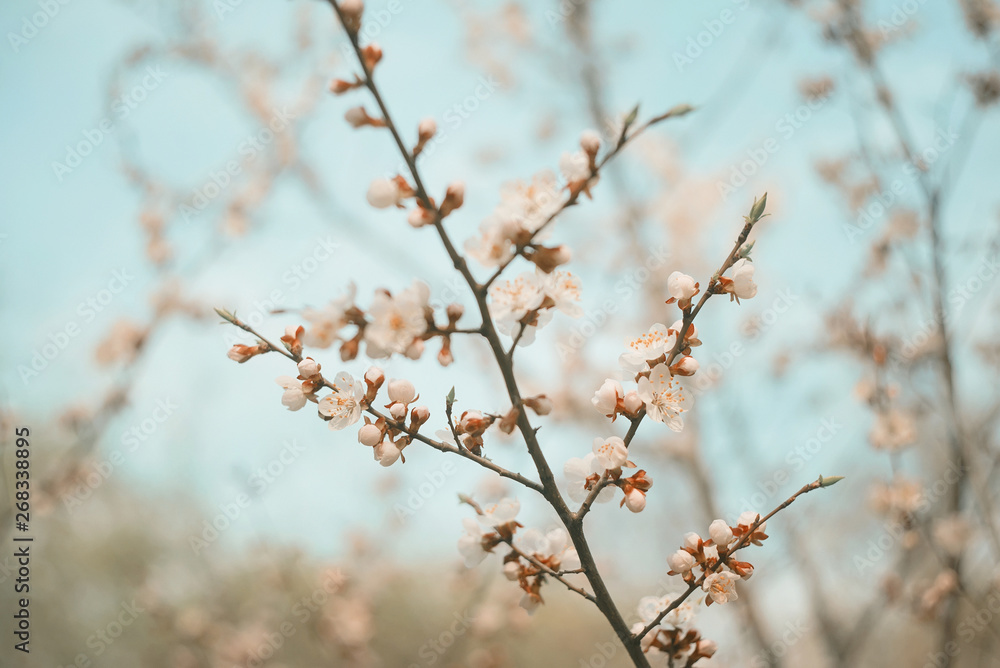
[216,2,843,665]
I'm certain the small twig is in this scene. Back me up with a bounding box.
[505,540,597,604]
[634,476,833,642]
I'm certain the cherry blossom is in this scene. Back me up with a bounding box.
[374,439,401,467]
[318,371,364,430]
[703,571,741,605]
[667,271,699,302]
[564,453,614,504]
[275,376,307,411]
[541,271,583,317]
[667,549,696,574]
[301,285,356,349]
[457,518,490,567]
[592,379,624,418]
[637,363,692,431]
[623,488,647,513]
[478,498,521,528]
[728,258,757,300]
[364,281,430,358]
[357,422,382,447]
[708,519,734,548]
[366,177,403,209]
[620,324,676,373]
[592,436,628,470]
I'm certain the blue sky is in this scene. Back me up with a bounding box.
[1,0,997,591]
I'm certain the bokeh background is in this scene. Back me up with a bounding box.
[2,0,1000,665]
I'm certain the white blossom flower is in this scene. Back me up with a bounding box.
[516,528,581,572]
[870,410,917,451]
[635,594,696,632]
[318,371,364,430]
[703,571,741,604]
[559,150,592,183]
[637,364,691,431]
[542,270,583,317]
[564,453,614,504]
[489,272,549,344]
[667,549,696,573]
[478,498,521,528]
[366,177,402,209]
[457,517,489,567]
[301,285,356,348]
[592,436,628,470]
[709,519,734,548]
[494,170,561,234]
[737,511,765,533]
[730,259,757,300]
[579,129,601,154]
[592,379,624,417]
[275,376,306,411]
[464,220,515,268]
[364,281,429,357]
[667,271,699,300]
[620,324,676,373]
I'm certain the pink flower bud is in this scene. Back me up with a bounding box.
[624,488,646,513]
[387,378,416,404]
[297,357,321,377]
[623,391,643,415]
[358,423,382,446]
[366,178,401,209]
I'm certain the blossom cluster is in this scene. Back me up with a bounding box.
[630,595,717,665]
[666,513,768,606]
[489,269,582,346]
[564,437,653,512]
[456,498,582,613]
[227,282,466,367]
[464,130,601,272]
